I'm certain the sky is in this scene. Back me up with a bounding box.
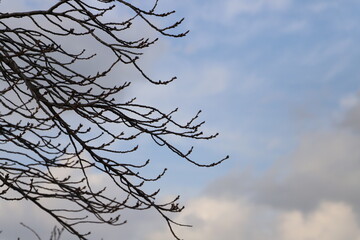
[1,0,360,239]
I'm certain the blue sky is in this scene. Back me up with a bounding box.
[1,0,360,239]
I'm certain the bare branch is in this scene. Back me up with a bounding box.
[0,0,227,239]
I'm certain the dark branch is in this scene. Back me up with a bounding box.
[0,0,227,239]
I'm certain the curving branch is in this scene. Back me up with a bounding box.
[0,0,228,239]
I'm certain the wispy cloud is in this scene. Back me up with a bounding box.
[224,0,291,16]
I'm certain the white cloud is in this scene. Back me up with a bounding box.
[279,202,360,240]
[149,197,269,240]
[150,197,360,240]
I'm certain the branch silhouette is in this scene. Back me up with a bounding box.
[0,1,228,239]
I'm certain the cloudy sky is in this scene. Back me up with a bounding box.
[1,0,360,239]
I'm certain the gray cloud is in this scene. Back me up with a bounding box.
[206,95,360,212]
[341,94,360,132]
[147,93,360,240]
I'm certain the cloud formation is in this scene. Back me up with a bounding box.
[149,93,360,239]
[2,0,360,239]
[279,202,360,240]
[151,199,360,240]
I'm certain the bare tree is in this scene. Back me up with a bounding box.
[0,0,228,239]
